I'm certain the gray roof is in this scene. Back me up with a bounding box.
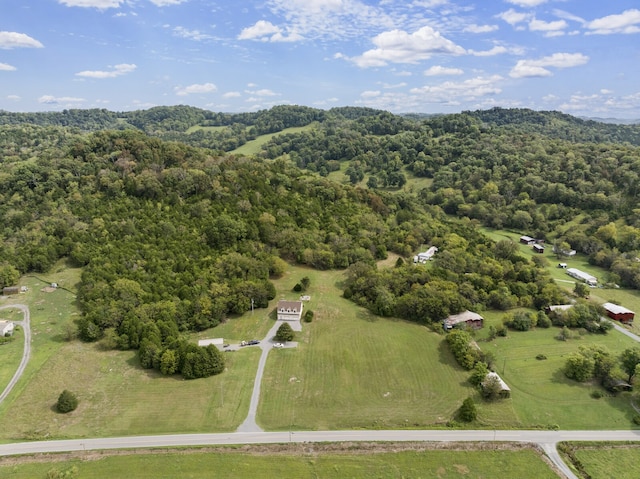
[445,310,483,326]
[602,302,635,315]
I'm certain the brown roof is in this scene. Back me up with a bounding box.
[277,300,303,311]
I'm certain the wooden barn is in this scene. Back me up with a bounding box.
[443,311,484,330]
[602,302,635,324]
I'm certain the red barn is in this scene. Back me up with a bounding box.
[602,302,635,324]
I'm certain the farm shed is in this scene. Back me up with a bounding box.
[0,320,15,337]
[519,235,536,245]
[566,268,597,286]
[277,300,303,321]
[443,310,484,330]
[2,286,19,295]
[602,302,635,324]
[483,372,511,398]
[532,244,545,254]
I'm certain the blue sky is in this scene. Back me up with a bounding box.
[2,0,640,118]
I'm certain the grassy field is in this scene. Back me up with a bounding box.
[185,125,228,133]
[475,311,640,429]
[230,125,314,156]
[259,265,479,430]
[0,445,560,479]
[0,315,24,393]
[570,443,640,479]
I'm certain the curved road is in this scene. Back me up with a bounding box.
[0,304,31,405]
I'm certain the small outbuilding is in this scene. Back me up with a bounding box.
[0,320,15,337]
[2,286,19,296]
[483,372,511,398]
[533,244,545,254]
[413,246,438,263]
[277,300,303,321]
[443,310,484,330]
[602,302,635,324]
[520,235,536,245]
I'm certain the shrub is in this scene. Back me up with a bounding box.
[303,309,314,323]
[275,322,294,342]
[293,283,303,292]
[536,354,547,360]
[633,415,640,426]
[591,390,603,399]
[56,390,78,413]
[457,397,477,422]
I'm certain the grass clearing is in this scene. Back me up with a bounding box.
[568,443,640,479]
[0,320,23,392]
[185,125,228,134]
[258,265,477,430]
[230,125,315,156]
[0,444,560,479]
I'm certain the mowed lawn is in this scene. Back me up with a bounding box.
[477,311,640,429]
[0,315,24,393]
[258,266,475,430]
[0,447,560,479]
[571,444,640,479]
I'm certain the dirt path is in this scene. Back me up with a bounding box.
[0,304,31,405]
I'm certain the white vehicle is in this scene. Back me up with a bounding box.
[273,343,284,348]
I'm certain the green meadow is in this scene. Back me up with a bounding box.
[230,125,315,156]
[570,443,640,479]
[0,446,560,479]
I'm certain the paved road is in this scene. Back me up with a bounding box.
[0,304,31,405]
[612,321,640,342]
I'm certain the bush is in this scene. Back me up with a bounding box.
[293,283,303,292]
[303,309,314,323]
[457,397,477,422]
[591,390,603,399]
[56,390,78,413]
[275,322,295,342]
[536,354,547,360]
[633,415,640,425]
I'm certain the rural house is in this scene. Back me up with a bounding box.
[602,302,635,324]
[413,246,438,263]
[443,310,484,330]
[277,300,303,321]
[0,320,15,337]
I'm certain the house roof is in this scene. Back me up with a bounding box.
[445,310,483,326]
[566,268,597,283]
[602,302,635,315]
[0,320,13,331]
[484,372,510,391]
[520,235,535,242]
[278,300,303,310]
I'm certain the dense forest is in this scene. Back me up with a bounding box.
[1,104,639,376]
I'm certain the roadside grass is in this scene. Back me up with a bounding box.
[569,443,640,479]
[258,265,477,430]
[0,446,560,479]
[0,263,82,421]
[230,125,314,156]
[0,320,23,392]
[475,312,640,429]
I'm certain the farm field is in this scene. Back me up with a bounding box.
[260,266,486,430]
[230,125,314,156]
[0,317,23,394]
[568,443,640,479]
[0,445,560,479]
[477,311,639,430]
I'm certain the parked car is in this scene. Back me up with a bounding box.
[248,339,260,345]
[273,343,284,348]
[223,343,230,348]
[240,340,247,346]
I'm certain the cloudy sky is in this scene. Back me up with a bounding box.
[2,0,640,118]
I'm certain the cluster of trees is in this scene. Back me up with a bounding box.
[564,345,640,392]
[547,302,613,334]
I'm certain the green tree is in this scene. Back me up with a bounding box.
[275,322,295,342]
[0,263,20,289]
[469,362,489,386]
[303,309,314,323]
[160,349,179,375]
[573,282,590,298]
[564,352,595,382]
[620,347,640,383]
[458,397,477,422]
[56,390,79,413]
[481,374,504,401]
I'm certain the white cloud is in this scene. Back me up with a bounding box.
[245,88,278,97]
[173,27,214,41]
[410,75,503,100]
[350,26,466,68]
[174,83,217,96]
[0,31,43,49]
[600,89,613,94]
[509,52,589,78]
[381,82,407,89]
[424,65,463,76]
[469,46,508,57]
[505,0,548,7]
[529,18,567,33]
[463,24,498,33]
[238,20,302,42]
[552,9,586,25]
[38,95,85,104]
[223,91,241,98]
[361,90,381,98]
[0,63,16,71]
[587,9,640,35]
[412,0,448,7]
[58,0,124,8]
[75,63,136,79]
[7,95,20,101]
[149,0,188,5]
[496,9,530,26]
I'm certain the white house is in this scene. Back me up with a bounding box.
[413,246,438,263]
[0,320,15,337]
[277,300,303,321]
